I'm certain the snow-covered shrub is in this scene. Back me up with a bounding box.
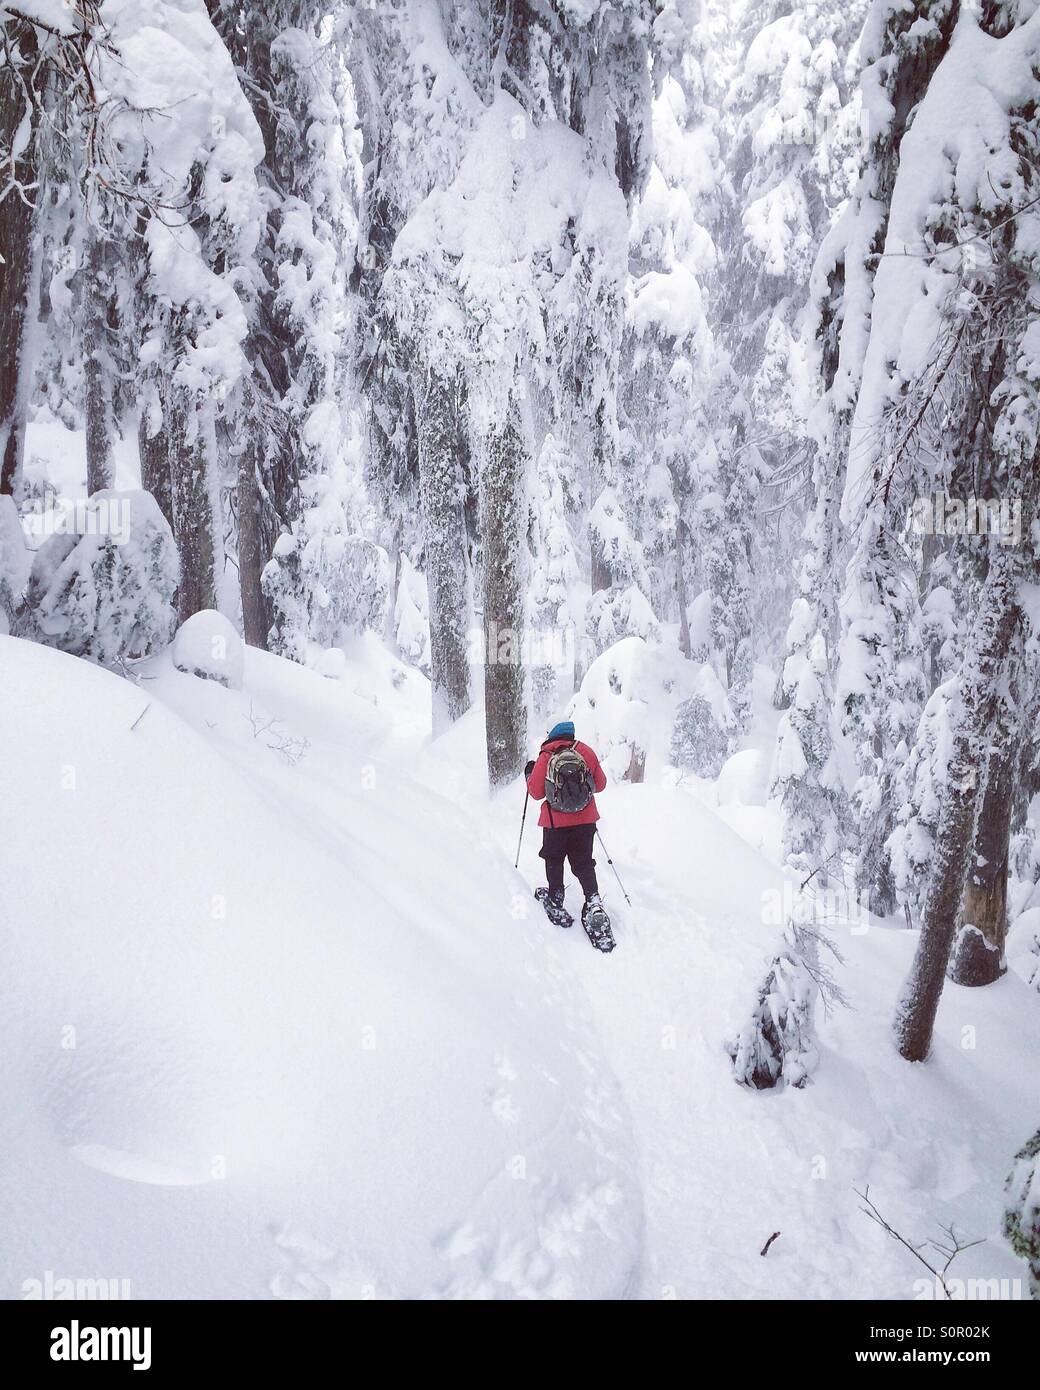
[172,610,244,690]
[0,496,29,635]
[727,912,846,1091]
[22,491,177,664]
[1004,1130,1040,1299]
[670,693,730,778]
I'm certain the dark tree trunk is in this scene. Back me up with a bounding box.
[771,666,790,711]
[416,366,471,733]
[237,443,271,649]
[82,232,115,494]
[0,21,41,499]
[895,552,1021,1062]
[385,514,403,648]
[948,650,1021,987]
[947,750,1013,986]
[591,546,611,594]
[482,398,528,789]
[138,411,174,532]
[676,512,692,659]
[589,397,615,599]
[168,383,217,622]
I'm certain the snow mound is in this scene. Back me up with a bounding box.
[313,647,346,680]
[172,609,244,689]
[716,749,766,806]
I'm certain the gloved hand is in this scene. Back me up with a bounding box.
[524,759,535,777]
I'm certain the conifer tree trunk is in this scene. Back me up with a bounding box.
[482,396,528,788]
[0,20,41,499]
[948,653,1021,987]
[895,551,1022,1061]
[208,0,308,652]
[237,442,270,648]
[82,232,115,494]
[589,401,614,597]
[947,741,1014,987]
[138,413,174,533]
[676,513,692,659]
[168,382,218,623]
[416,365,471,733]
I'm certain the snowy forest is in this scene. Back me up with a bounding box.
[2,0,1040,1305]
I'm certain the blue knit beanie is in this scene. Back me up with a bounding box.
[546,720,575,741]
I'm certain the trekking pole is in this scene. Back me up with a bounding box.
[514,791,530,869]
[595,827,631,905]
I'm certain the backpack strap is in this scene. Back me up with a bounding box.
[541,740,555,827]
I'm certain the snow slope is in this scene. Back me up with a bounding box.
[0,635,640,1299]
[2,632,1037,1299]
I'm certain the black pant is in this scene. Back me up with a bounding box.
[540,824,599,897]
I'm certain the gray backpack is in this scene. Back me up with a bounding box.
[545,743,594,814]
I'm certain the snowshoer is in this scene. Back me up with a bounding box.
[525,720,614,951]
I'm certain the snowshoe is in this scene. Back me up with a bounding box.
[535,886,573,928]
[581,895,616,953]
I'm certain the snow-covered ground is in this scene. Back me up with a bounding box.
[1,633,1036,1299]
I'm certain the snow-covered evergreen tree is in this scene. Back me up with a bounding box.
[0,4,49,500]
[728,905,847,1091]
[1004,1128,1040,1299]
[825,2,1040,1056]
[772,0,960,887]
[621,41,720,659]
[698,352,759,729]
[85,1,266,626]
[670,688,733,778]
[210,0,375,659]
[21,491,178,664]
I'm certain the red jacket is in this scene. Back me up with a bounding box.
[526,738,607,828]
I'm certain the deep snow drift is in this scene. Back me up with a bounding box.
[1,633,1037,1299]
